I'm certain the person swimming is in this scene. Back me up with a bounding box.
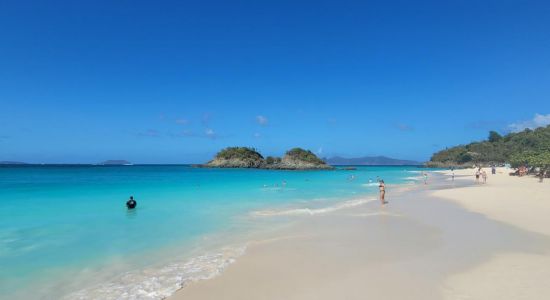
[126,196,137,209]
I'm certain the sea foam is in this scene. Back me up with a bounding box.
[64,245,246,300]
[252,198,376,217]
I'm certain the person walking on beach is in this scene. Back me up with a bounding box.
[379,180,387,205]
[482,170,487,184]
[452,171,455,181]
[423,172,428,185]
[475,169,481,184]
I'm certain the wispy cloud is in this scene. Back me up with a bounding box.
[465,120,507,131]
[169,129,196,138]
[395,123,414,132]
[205,128,217,139]
[169,128,227,140]
[201,113,212,127]
[256,115,269,126]
[508,113,550,132]
[175,118,190,125]
[317,147,323,155]
[254,132,261,138]
[138,129,161,137]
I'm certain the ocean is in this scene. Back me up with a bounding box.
[0,165,426,299]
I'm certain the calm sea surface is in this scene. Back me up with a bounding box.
[0,165,426,299]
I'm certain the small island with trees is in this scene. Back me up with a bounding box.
[204,147,334,170]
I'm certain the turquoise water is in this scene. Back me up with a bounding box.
[0,165,425,299]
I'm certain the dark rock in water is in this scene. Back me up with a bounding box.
[99,160,132,165]
[204,147,334,170]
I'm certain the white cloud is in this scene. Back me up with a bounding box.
[205,128,216,139]
[256,115,269,126]
[508,113,550,132]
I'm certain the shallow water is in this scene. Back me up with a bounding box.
[0,165,427,299]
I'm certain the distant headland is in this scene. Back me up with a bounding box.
[203,147,334,170]
[98,160,133,165]
[427,125,550,168]
[325,156,421,166]
[0,161,28,165]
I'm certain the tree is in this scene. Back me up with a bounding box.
[509,151,550,171]
[429,125,550,166]
[488,131,502,143]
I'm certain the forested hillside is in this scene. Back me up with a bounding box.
[428,126,550,168]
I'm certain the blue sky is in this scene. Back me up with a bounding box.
[1,0,550,163]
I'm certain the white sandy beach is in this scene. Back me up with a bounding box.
[169,168,550,300]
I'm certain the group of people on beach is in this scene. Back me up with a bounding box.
[475,167,488,184]
[517,165,529,177]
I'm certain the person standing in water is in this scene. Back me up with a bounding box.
[423,172,428,185]
[379,180,387,205]
[126,196,137,209]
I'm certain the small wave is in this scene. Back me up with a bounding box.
[361,182,380,187]
[403,176,421,181]
[64,245,246,300]
[252,198,375,217]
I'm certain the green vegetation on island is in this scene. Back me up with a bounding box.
[205,147,334,170]
[206,147,264,168]
[284,148,326,165]
[427,125,550,171]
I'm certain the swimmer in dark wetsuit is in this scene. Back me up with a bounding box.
[126,196,137,209]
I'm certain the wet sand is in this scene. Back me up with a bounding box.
[169,169,550,300]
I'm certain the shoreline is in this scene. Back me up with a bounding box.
[48,177,393,299]
[168,168,550,300]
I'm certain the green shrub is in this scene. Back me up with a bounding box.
[216,147,263,160]
[285,148,325,164]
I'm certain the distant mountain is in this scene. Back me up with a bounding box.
[98,160,132,165]
[325,156,421,166]
[0,161,28,165]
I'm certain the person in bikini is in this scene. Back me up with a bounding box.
[379,180,387,205]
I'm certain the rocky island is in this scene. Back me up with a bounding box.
[204,147,334,170]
